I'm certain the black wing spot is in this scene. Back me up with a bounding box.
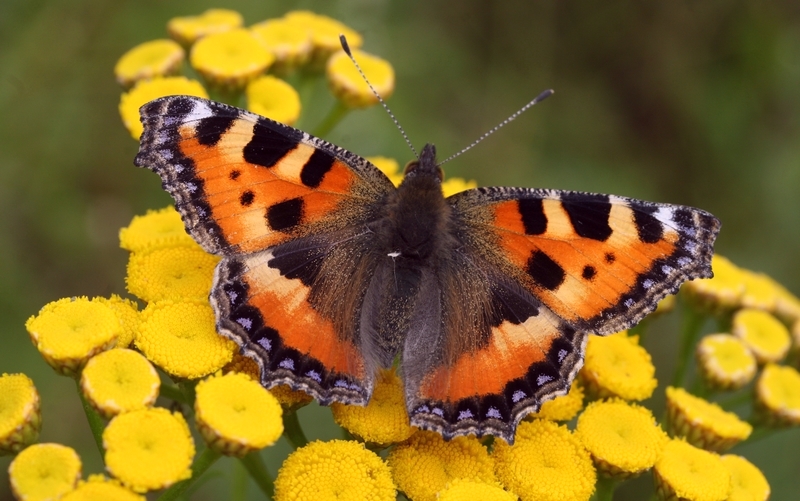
[196,115,237,146]
[605,252,616,264]
[266,198,304,232]
[243,117,301,168]
[300,149,335,188]
[632,205,664,244]
[582,265,596,280]
[526,250,565,291]
[230,169,241,180]
[240,190,255,207]
[518,198,547,235]
[561,193,612,241]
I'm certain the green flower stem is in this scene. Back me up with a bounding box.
[75,378,106,459]
[311,100,351,138]
[158,446,222,501]
[159,383,190,405]
[232,460,248,501]
[592,476,619,501]
[282,411,309,449]
[672,302,706,387]
[178,379,198,407]
[239,451,275,499]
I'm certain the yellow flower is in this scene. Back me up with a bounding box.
[119,77,208,140]
[80,349,160,418]
[8,443,82,501]
[387,430,496,501]
[222,353,314,409]
[442,177,478,197]
[194,372,283,457]
[755,363,800,426]
[283,10,363,68]
[682,254,746,313]
[26,297,119,376]
[246,75,301,125]
[575,399,667,479]
[274,439,395,501]
[327,49,395,108]
[222,352,261,381]
[92,295,139,349]
[666,387,752,452]
[529,378,584,422]
[720,454,770,501]
[250,18,313,74]
[119,206,195,252]
[437,479,516,501]
[738,268,782,312]
[653,439,730,501]
[167,8,243,47]
[103,408,194,492]
[493,419,596,501]
[580,331,657,401]
[61,475,145,501]
[732,308,791,364]
[367,156,404,187]
[332,368,414,446]
[114,39,184,88]
[696,334,757,390]
[136,300,236,379]
[125,245,219,303]
[190,28,274,93]
[772,279,800,324]
[0,373,41,455]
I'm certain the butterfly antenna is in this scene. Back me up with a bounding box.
[437,89,554,167]
[339,35,418,159]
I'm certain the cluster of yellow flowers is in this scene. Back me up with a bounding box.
[5,7,800,501]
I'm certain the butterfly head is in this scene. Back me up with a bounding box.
[403,143,443,182]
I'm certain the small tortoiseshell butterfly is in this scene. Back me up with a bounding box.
[135,93,719,443]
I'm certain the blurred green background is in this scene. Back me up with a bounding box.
[2,1,799,500]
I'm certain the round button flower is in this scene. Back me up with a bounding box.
[26,297,120,376]
[387,430,496,501]
[246,75,301,125]
[61,475,145,501]
[274,439,395,501]
[250,18,313,74]
[135,300,236,379]
[653,439,730,501]
[666,386,752,452]
[167,8,243,47]
[119,206,195,252]
[93,295,140,349]
[327,49,395,108]
[9,443,82,501]
[194,372,283,457]
[80,349,160,418]
[575,399,667,479]
[755,363,800,426]
[493,419,596,501]
[580,331,657,401]
[0,373,41,455]
[190,28,274,93]
[683,254,746,313]
[103,407,194,492]
[119,77,208,139]
[529,378,585,422]
[283,10,363,67]
[125,244,219,303]
[114,39,184,88]
[720,454,770,501]
[438,479,516,501]
[331,368,414,446]
[696,333,757,390]
[732,308,791,364]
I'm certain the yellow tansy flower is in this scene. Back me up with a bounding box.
[223,351,261,381]
[119,77,208,139]
[61,475,145,501]
[738,268,782,312]
[167,8,244,47]
[732,308,791,364]
[9,443,82,501]
[367,156,403,186]
[92,295,139,349]
[529,378,584,422]
[666,386,752,452]
[493,419,596,501]
[246,75,301,125]
[438,479,516,501]
[755,363,800,426]
[332,368,414,445]
[26,297,119,376]
[125,245,219,303]
[250,18,313,74]
[136,300,236,379]
[0,373,41,455]
[580,331,657,401]
[682,254,746,313]
[283,10,363,67]
[194,372,283,457]
[190,28,274,93]
[442,177,478,197]
[387,430,496,501]
[103,408,194,492]
[114,39,184,88]
[696,334,757,390]
[653,439,730,501]
[575,399,667,479]
[327,49,395,108]
[269,385,314,410]
[274,439,395,501]
[80,349,160,418]
[119,206,194,252]
[720,454,770,501]
[772,279,800,324]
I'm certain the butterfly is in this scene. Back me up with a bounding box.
[134,95,719,444]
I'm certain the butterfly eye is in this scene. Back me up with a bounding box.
[403,160,420,177]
